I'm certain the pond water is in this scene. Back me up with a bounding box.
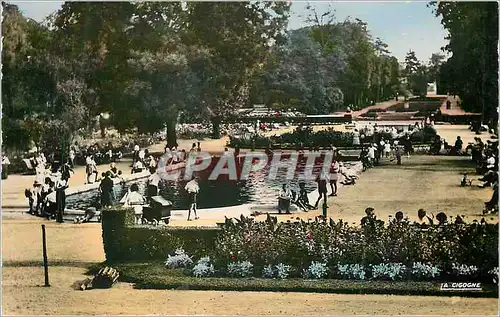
[66,155,356,211]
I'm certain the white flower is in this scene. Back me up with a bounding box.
[227,261,253,277]
[412,262,440,279]
[276,263,292,279]
[165,248,193,269]
[305,262,328,279]
[371,263,406,280]
[338,263,366,280]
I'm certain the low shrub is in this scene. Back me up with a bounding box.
[304,262,328,279]
[227,261,254,278]
[262,265,275,278]
[411,262,441,280]
[165,248,193,269]
[192,256,215,277]
[451,263,479,276]
[261,263,293,279]
[338,263,366,280]
[370,263,407,280]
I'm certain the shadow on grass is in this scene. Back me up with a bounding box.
[2,260,103,270]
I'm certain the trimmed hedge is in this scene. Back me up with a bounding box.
[101,207,219,263]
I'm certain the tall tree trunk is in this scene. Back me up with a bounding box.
[166,117,177,148]
[212,116,221,139]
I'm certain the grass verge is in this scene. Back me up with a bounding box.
[89,262,499,298]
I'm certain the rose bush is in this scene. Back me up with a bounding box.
[213,215,498,280]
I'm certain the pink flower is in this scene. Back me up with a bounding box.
[306,232,312,239]
[230,255,236,260]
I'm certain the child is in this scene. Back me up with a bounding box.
[296,182,314,211]
[461,173,472,187]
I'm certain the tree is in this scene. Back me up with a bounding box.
[404,50,428,97]
[430,1,498,126]
[1,2,57,150]
[184,1,291,137]
[427,52,445,84]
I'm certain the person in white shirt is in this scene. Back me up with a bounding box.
[2,154,11,179]
[138,149,145,162]
[278,183,292,214]
[171,147,179,163]
[352,129,360,146]
[69,148,76,168]
[122,183,146,223]
[329,160,340,197]
[133,144,140,163]
[149,155,157,168]
[132,160,144,174]
[384,141,392,158]
[367,145,375,164]
[147,167,161,198]
[486,155,496,170]
[185,177,200,221]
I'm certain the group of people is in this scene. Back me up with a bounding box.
[25,164,72,223]
[360,207,473,228]
[131,145,157,174]
[277,156,358,214]
[72,143,123,168]
[163,144,193,166]
[359,138,408,170]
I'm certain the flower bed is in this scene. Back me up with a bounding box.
[101,262,499,297]
[229,129,382,149]
[228,127,436,149]
[101,209,498,285]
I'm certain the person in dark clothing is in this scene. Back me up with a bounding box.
[314,173,328,209]
[361,207,377,226]
[55,172,70,223]
[484,180,499,213]
[454,136,463,155]
[99,171,114,208]
[296,182,314,211]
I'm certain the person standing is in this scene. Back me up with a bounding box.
[133,144,140,164]
[99,172,114,208]
[189,143,197,159]
[2,153,11,180]
[395,145,402,165]
[384,141,392,158]
[454,136,463,155]
[147,167,161,199]
[314,172,329,209]
[55,172,70,223]
[367,144,375,167]
[185,176,200,221]
[329,159,339,197]
[69,147,76,168]
[138,148,146,164]
[278,183,292,214]
[352,129,360,146]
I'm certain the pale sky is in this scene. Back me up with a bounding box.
[10,0,448,63]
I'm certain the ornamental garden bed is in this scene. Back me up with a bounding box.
[389,101,442,113]
[228,127,437,149]
[91,261,498,298]
[100,207,498,296]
